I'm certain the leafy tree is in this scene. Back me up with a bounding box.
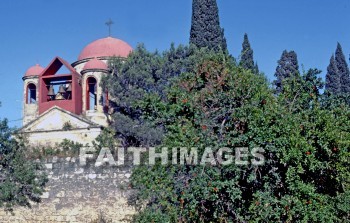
[239,33,254,70]
[0,119,47,210]
[335,43,350,94]
[102,44,164,147]
[325,54,341,95]
[274,50,299,93]
[131,52,350,222]
[321,92,350,110]
[102,44,192,147]
[155,43,190,95]
[102,43,229,148]
[189,0,227,51]
[280,68,323,113]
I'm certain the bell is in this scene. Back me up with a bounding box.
[66,83,72,92]
[47,85,55,96]
[58,85,66,94]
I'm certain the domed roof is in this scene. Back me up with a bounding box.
[25,64,44,77]
[82,58,108,71]
[78,37,132,60]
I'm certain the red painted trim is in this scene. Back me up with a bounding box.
[38,57,82,115]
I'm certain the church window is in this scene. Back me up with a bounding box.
[86,77,97,110]
[27,83,36,104]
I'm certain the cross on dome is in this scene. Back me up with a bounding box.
[105,19,114,37]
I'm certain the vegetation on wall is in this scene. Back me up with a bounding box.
[27,139,83,159]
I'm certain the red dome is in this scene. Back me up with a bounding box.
[83,58,108,70]
[25,64,44,76]
[78,37,132,60]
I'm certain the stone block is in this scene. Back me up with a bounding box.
[66,215,77,221]
[52,156,58,163]
[56,191,65,198]
[45,163,53,169]
[74,168,84,174]
[88,174,97,179]
[125,173,131,178]
[40,192,50,199]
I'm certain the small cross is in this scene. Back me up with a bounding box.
[105,19,114,36]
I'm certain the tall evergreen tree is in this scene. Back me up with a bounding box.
[274,50,299,93]
[190,0,226,51]
[253,62,259,74]
[239,33,254,70]
[325,55,340,95]
[335,42,350,94]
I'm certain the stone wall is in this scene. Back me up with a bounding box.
[0,156,136,223]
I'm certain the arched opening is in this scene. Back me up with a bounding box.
[86,77,97,111]
[27,83,37,104]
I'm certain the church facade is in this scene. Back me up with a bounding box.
[19,37,132,146]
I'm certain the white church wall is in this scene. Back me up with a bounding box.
[22,127,102,148]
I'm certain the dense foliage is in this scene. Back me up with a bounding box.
[274,50,299,94]
[239,33,256,72]
[127,50,350,222]
[101,1,350,221]
[335,43,350,94]
[0,119,47,210]
[102,44,230,147]
[189,0,227,52]
[326,43,350,95]
[325,54,340,95]
[101,44,163,147]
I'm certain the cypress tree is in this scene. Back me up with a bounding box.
[274,50,299,93]
[253,62,259,74]
[325,55,340,95]
[239,33,254,70]
[335,43,350,94]
[190,0,227,51]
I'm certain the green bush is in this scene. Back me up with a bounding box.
[0,119,48,211]
[130,52,350,222]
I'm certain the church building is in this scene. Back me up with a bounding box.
[19,36,132,146]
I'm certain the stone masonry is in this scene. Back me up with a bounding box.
[0,156,136,223]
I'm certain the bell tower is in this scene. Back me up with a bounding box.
[80,58,109,126]
[22,64,43,126]
[38,57,82,115]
